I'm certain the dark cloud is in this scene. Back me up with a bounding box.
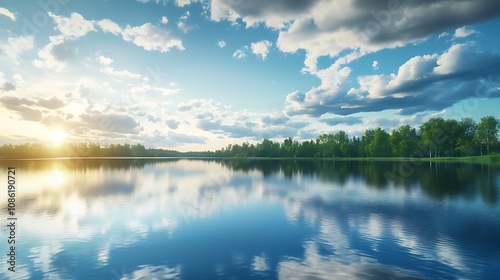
[261,113,289,125]
[50,41,77,61]
[177,99,206,112]
[166,119,180,129]
[219,0,318,18]
[80,113,143,134]
[168,132,206,144]
[36,97,65,109]
[0,96,42,121]
[177,105,192,111]
[196,112,214,120]
[339,0,500,44]
[147,115,162,123]
[223,0,500,47]
[198,119,254,138]
[1,82,15,92]
[286,44,500,117]
[319,116,363,126]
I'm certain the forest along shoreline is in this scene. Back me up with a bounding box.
[0,116,499,161]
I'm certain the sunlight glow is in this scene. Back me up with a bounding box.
[53,169,64,186]
[51,130,66,145]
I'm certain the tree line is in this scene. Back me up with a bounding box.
[217,116,500,158]
[0,143,217,159]
[0,116,498,159]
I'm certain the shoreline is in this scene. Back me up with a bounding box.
[0,154,498,164]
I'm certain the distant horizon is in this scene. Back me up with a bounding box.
[1,1,500,151]
[1,114,498,158]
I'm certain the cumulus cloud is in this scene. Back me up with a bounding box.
[96,19,122,35]
[97,55,113,66]
[251,40,272,60]
[319,115,363,126]
[438,32,450,39]
[80,113,143,134]
[0,98,43,121]
[36,97,65,110]
[0,35,34,60]
[161,16,169,24]
[0,96,65,121]
[34,12,96,70]
[96,55,142,79]
[49,12,95,39]
[44,12,183,57]
[121,23,184,52]
[175,0,198,7]
[218,40,226,48]
[210,0,318,29]
[210,0,500,72]
[233,48,247,59]
[198,119,255,138]
[286,43,500,117]
[177,11,195,33]
[166,119,180,129]
[1,82,15,92]
[0,7,15,21]
[372,60,378,70]
[50,40,77,61]
[34,36,74,70]
[453,26,478,39]
[147,115,162,123]
[168,132,206,144]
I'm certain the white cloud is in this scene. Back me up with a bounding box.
[161,16,168,24]
[233,49,246,59]
[33,36,68,71]
[97,57,142,79]
[453,26,478,39]
[72,14,184,53]
[49,12,96,39]
[97,55,113,66]
[218,40,226,48]
[252,255,269,272]
[136,0,166,4]
[122,23,184,52]
[177,11,193,33]
[33,12,96,70]
[0,7,15,21]
[438,32,450,39]
[285,43,500,117]
[372,60,378,70]
[96,19,122,35]
[251,40,272,60]
[0,35,34,60]
[175,0,198,7]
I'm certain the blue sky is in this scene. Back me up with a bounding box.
[1,0,500,151]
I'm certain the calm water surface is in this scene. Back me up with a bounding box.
[0,159,499,279]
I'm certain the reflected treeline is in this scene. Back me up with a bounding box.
[0,158,181,172]
[1,158,497,205]
[220,159,499,205]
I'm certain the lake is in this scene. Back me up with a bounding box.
[0,159,499,279]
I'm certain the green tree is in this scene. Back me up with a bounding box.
[476,116,500,155]
[334,131,349,157]
[457,118,477,156]
[419,117,447,157]
[362,129,375,157]
[390,125,418,157]
[370,128,391,157]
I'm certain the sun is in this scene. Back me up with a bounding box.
[50,130,66,145]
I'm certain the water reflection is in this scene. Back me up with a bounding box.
[0,159,498,279]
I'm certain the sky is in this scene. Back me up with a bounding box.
[1,0,500,151]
